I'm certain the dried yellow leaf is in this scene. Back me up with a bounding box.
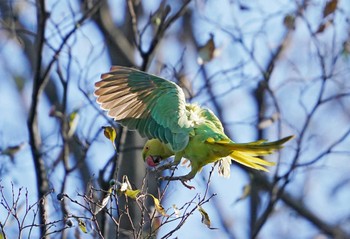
[197,206,211,228]
[102,126,117,149]
[78,218,87,233]
[149,194,169,217]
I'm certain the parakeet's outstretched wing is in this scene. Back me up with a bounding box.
[94,66,192,151]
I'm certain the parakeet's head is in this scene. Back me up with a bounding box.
[142,139,174,167]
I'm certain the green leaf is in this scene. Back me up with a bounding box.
[68,111,80,137]
[124,189,141,199]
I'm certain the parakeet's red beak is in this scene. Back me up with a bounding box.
[145,155,161,167]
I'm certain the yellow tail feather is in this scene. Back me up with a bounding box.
[223,135,293,171]
[229,151,275,171]
[219,135,294,156]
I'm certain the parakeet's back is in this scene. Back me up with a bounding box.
[182,104,234,169]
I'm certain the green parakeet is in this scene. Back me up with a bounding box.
[94,66,293,184]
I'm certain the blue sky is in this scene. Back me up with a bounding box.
[1,0,350,238]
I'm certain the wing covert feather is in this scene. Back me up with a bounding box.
[94,66,191,151]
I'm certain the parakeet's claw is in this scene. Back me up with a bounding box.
[180,179,195,190]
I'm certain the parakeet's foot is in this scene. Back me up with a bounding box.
[160,175,195,190]
[156,162,178,171]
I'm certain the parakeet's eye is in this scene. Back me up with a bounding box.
[145,146,149,150]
